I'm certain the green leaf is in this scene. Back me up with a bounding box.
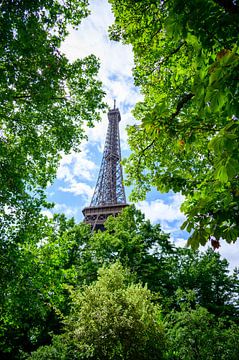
[215,165,228,183]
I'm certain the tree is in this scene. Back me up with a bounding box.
[0,3,105,355]
[165,291,239,360]
[108,0,239,248]
[28,262,166,360]
[75,206,239,316]
[0,214,91,359]
[88,205,175,293]
[0,0,105,230]
[1,206,238,358]
[167,248,239,317]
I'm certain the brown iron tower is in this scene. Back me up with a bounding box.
[82,102,128,231]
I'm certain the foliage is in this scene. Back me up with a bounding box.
[81,206,239,315]
[0,214,91,358]
[0,0,105,229]
[165,292,239,359]
[0,2,105,353]
[87,205,174,292]
[28,262,165,360]
[108,0,239,248]
[168,247,239,317]
[1,206,238,358]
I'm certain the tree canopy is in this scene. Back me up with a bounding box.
[0,0,105,233]
[0,1,105,356]
[108,0,239,248]
[1,206,238,359]
[165,292,239,360]
[29,262,165,360]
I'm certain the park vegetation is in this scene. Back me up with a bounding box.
[1,207,239,358]
[109,0,239,249]
[1,1,239,359]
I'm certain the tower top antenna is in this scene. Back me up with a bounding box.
[114,99,116,109]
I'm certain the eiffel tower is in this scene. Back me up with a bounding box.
[82,101,128,231]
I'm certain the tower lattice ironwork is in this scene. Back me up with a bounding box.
[82,102,127,231]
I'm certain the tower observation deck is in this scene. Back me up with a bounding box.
[82,102,128,231]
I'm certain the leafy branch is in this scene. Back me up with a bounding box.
[170,93,194,121]
[145,41,187,77]
[136,138,156,182]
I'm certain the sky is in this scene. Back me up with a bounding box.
[46,0,239,270]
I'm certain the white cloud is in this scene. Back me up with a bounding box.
[61,1,134,82]
[171,237,187,248]
[136,193,185,225]
[85,115,108,151]
[59,180,94,200]
[57,144,97,202]
[42,204,79,219]
[57,147,97,182]
[61,1,134,83]
[171,236,239,272]
[61,0,141,149]
[53,203,78,217]
[57,162,74,183]
[218,240,239,271]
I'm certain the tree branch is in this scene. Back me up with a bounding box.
[170,93,194,121]
[149,41,186,76]
[136,139,155,181]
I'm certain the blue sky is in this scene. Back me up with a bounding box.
[45,0,239,269]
